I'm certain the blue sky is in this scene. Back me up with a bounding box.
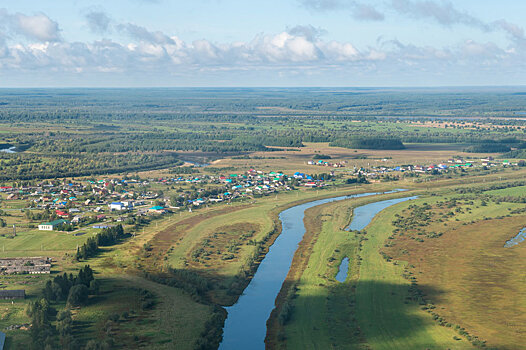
[0,0,525,87]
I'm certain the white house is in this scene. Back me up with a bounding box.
[109,202,127,211]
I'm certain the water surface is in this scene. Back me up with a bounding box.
[336,257,350,283]
[0,146,16,153]
[347,196,417,231]
[505,227,526,247]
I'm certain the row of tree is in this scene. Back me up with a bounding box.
[75,225,125,260]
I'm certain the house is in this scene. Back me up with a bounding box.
[38,219,69,231]
[148,205,167,214]
[55,210,68,217]
[92,224,112,229]
[109,202,127,211]
[0,290,25,299]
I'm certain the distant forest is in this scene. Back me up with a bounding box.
[1,88,526,179]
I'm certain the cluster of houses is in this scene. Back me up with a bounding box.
[355,156,520,179]
[307,160,346,168]
[0,168,331,232]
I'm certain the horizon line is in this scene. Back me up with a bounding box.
[0,85,525,89]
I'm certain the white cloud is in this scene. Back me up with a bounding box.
[287,25,327,42]
[0,7,526,86]
[117,23,176,45]
[14,12,61,42]
[0,9,61,42]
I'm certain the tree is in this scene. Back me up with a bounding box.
[56,309,72,336]
[89,280,101,295]
[67,284,89,306]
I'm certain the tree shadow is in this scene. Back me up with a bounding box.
[263,278,497,349]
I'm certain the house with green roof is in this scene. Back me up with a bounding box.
[38,219,69,231]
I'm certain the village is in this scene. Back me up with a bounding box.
[308,155,519,179]
[0,168,330,236]
[0,155,517,237]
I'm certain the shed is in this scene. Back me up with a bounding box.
[0,290,25,299]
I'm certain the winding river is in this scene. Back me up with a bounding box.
[219,190,411,349]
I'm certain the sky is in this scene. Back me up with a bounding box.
[0,0,525,87]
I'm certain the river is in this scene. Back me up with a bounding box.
[219,190,411,349]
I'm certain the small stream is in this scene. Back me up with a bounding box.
[504,227,526,247]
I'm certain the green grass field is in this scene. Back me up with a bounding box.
[354,201,471,349]
[280,191,472,349]
[484,184,526,197]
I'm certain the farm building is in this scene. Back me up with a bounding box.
[0,290,25,300]
[38,219,69,231]
[0,257,51,274]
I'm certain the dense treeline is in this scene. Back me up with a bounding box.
[2,89,526,180]
[464,143,511,153]
[3,88,526,120]
[0,153,182,180]
[76,225,125,260]
[330,137,405,150]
